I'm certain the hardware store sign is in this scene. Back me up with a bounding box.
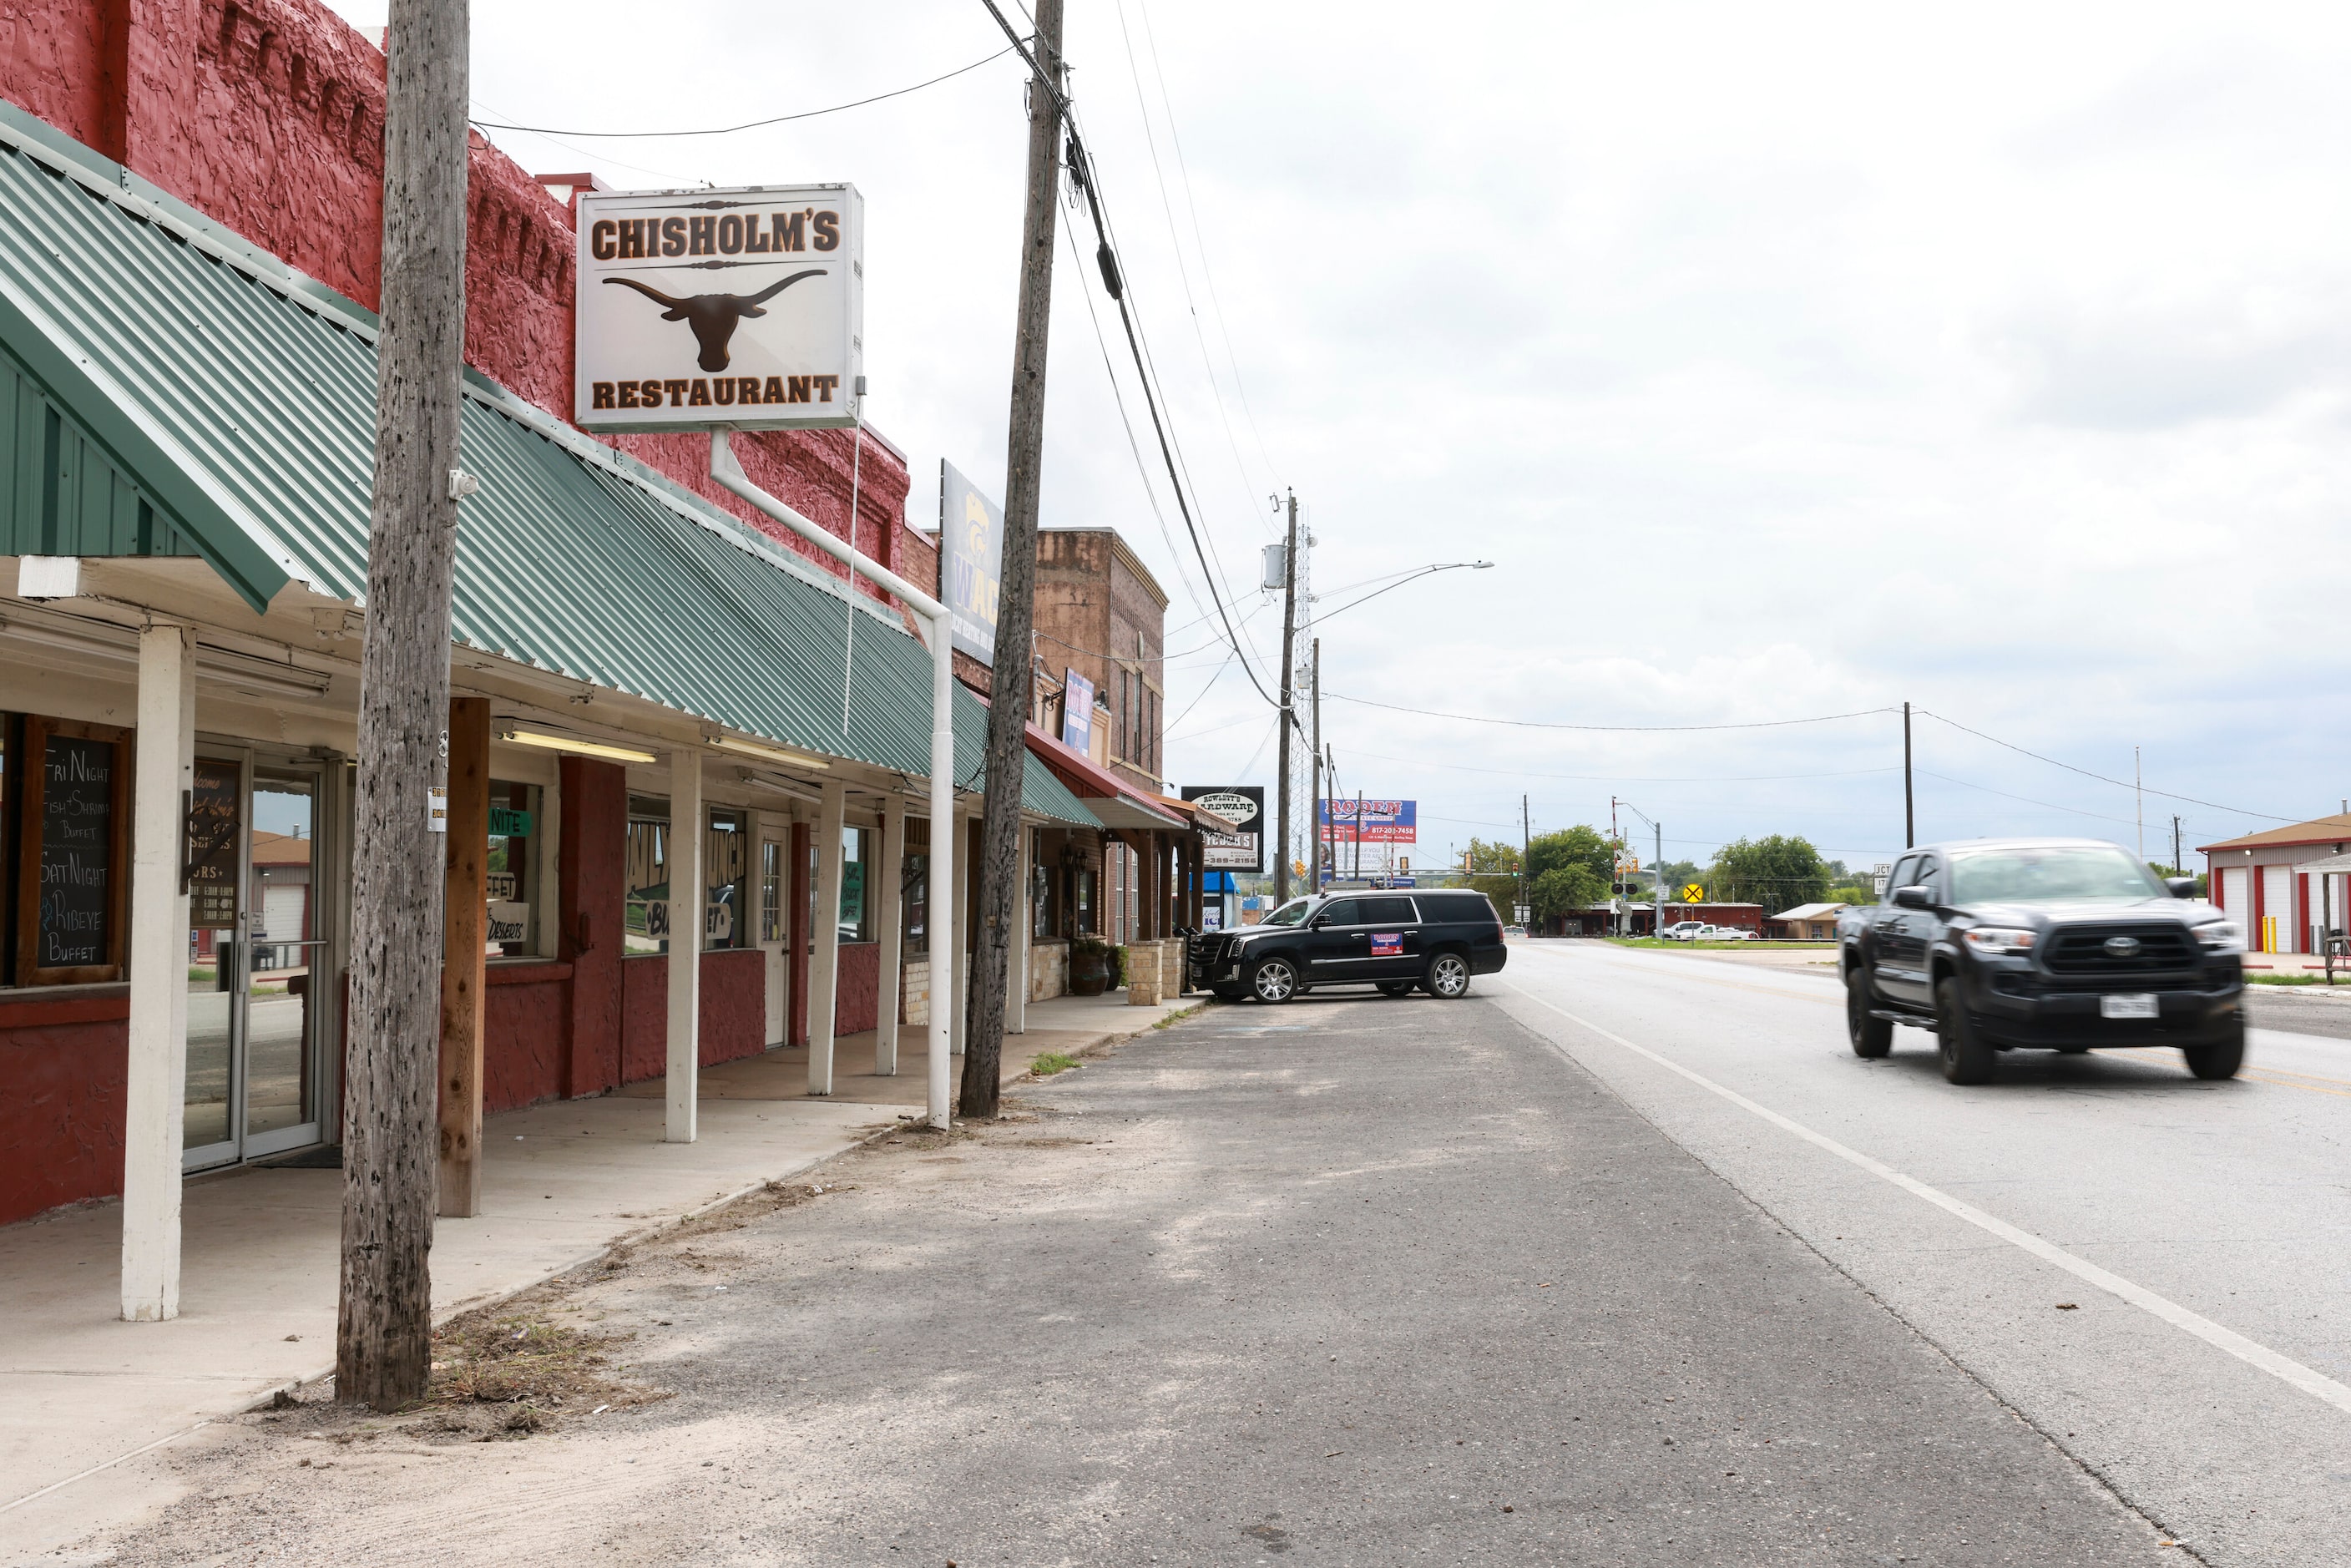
[576,184,863,432]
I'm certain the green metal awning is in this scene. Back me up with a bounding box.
[0,99,1097,829]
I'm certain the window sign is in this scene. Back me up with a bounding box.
[186,759,241,930]
[706,811,748,948]
[487,781,537,956]
[624,795,670,955]
[939,461,1004,666]
[16,716,131,984]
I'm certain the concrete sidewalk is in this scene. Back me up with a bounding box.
[0,989,1201,1557]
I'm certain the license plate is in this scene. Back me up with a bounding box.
[2101,993,2159,1019]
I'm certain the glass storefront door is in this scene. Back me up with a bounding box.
[184,756,330,1170]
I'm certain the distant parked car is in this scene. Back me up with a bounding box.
[1662,920,1708,940]
[1503,923,1527,938]
[1701,925,1754,941]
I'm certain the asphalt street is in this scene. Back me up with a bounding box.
[1493,939,2351,1568]
[94,976,2183,1566]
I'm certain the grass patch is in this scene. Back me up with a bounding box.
[1029,1051,1080,1076]
[2247,973,2333,986]
[407,1311,663,1433]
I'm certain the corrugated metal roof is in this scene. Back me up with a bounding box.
[0,104,1095,828]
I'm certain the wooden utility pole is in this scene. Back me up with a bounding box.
[963,0,1064,1120]
[437,695,489,1217]
[1903,701,1914,849]
[1273,491,1298,903]
[1309,638,1321,891]
[338,0,469,1410]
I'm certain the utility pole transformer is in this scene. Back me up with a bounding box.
[963,0,1064,1121]
[338,0,469,1410]
[1273,491,1299,903]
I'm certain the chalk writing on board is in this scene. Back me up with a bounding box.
[38,735,114,968]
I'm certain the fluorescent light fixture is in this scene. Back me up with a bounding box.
[705,731,831,771]
[498,728,656,765]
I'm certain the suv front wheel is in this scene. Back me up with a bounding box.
[1249,956,1300,1004]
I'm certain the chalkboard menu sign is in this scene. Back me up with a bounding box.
[16,716,132,984]
[187,759,241,930]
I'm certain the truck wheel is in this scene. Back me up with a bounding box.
[1377,980,1417,998]
[1423,953,1472,999]
[1846,966,1893,1059]
[1249,956,1299,1004]
[2183,1020,2245,1081]
[1935,977,1995,1085]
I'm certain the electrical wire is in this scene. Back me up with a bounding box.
[1325,694,1902,732]
[471,44,1023,138]
[1914,710,2291,822]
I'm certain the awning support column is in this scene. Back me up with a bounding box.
[121,622,194,1322]
[808,779,845,1095]
[874,797,904,1075]
[709,430,955,1130]
[1007,822,1029,1034]
[951,814,971,1055]
[665,746,702,1143]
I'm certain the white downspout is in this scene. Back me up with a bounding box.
[710,430,957,1130]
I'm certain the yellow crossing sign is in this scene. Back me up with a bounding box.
[1681,883,1706,903]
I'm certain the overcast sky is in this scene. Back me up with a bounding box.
[332,0,2351,880]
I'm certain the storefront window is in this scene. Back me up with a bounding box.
[903,852,928,958]
[624,795,670,955]
[705,810,748,949]
[840,825,870,943]
[761,838,785,943]
[1074,867,1097,936]
[486,781,536,957]
[6,714,133,985]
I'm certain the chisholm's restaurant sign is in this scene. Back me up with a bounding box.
[574,184,864,432]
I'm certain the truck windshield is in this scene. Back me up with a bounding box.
[1261,899,1315,928]
[1950,847,2161,905]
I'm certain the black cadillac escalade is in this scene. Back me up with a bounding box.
[1190,889,1509,1004]
[1839,837,2244,1085]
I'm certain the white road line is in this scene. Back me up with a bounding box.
[0,1420,209,1515]
[1494,976,2351,1421]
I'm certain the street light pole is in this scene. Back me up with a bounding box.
[1274,491,1298,905]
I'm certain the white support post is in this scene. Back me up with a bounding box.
[809,779,846,1095]
[710,430,954,1130]
[1008,822,1030,1034]
[874,797,905,1075]
[951,810,969,1055]
[665,746,703,1143]
[121,623,194,1322]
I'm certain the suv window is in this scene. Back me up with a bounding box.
[1320,899,1369,926]
[1357,896,1417,926]
[1413,893,1491,923]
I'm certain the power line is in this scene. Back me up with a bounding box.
[470,44,1022,137]
[1914,710,2292,822]
[1325,693,1902,732]
[978,0,1281,714]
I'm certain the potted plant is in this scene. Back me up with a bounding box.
[1069,936,1113,996]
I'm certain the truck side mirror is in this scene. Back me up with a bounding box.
[2166,877,2196,898]
[1892,884,1933,910]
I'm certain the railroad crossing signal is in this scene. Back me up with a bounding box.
[1681,883,1706,903]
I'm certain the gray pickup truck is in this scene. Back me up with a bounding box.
[1838,837,2244,1085]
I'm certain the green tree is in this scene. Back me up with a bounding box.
[1707,834,1829,910]
[1528,826,1615,886]
[1459,837,1523,913]
[1531,863,1608,919]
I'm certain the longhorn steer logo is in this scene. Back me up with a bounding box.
[604,269,826,372]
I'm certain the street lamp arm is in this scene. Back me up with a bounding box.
[1311,560,1492,626]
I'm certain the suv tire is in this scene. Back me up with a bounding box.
[1846,965,1893,1059]
[2183,1019,2245,1081]
[1936,976,1995,1085]
[1249,956,1300,1004]
[1377,980,1417,998]
[1423,952,1472,999]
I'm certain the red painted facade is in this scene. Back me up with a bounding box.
[0,0,911,1225]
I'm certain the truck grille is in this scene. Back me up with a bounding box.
[2042,925,2197,974]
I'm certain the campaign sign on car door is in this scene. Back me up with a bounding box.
[1371,932,1404,957]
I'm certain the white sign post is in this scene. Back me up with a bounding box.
[574,184,863,432]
